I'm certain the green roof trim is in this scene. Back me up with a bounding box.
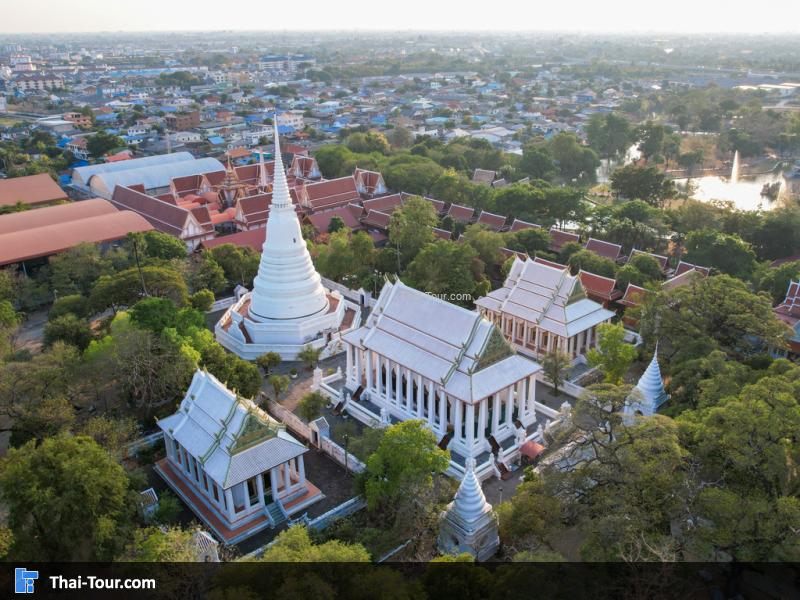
[229,411,280,454]
[475,325,514,372]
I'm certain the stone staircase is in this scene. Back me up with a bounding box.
[266,502,287,527]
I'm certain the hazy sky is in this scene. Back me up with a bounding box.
[1,0,799,34]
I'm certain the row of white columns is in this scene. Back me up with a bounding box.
[493,312,600,359]
[164,434,307,524]
[344,346,537,456]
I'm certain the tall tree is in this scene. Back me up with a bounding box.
[0,435,133,561]
[586,323,637,385]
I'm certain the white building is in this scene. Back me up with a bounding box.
[215,125,360,360]
[476,257,615,361]
[156,369,323,544]
[341,280,544,480]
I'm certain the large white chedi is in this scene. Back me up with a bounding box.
[215,126,360,360]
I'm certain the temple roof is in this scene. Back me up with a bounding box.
[343,280,539,403]
[475,257,614,338]
[158,370,306,489]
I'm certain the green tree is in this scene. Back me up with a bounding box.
[388,196,438,264]
[297,345,322,370]
[586,112,632,159]
[362,420,450,514]
[90,266,188,312]
[256,351,282,374]
[130,297,179,333]
[405,240,485,306]
[586,322,636,385]
[496,468,563,554]
[138,230,187,260]
[327,215,346,233]
[541,349,572,396]
[208,244,260,288]
[519,143,556,180]
[610,164,675,207]
[567,249,617,278]
[260,525,370,562]
[190,289,215,311]
[506,228,551,255]
[683,230,756,280]
[49,242,113,296]
[548,133,599,182]
[86,131,125,157]
[43,314,93,351]
[268,374,290,399]
[49,294,91,320]
[120,526,199,561]
[298,391,327,422]
[0,435,132,561]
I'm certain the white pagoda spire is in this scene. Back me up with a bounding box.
[258,147,269,192]
[625,343,668,418]
[247,122,329,321]
[437,458,499,561]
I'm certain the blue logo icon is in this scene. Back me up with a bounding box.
[15,568,38,594]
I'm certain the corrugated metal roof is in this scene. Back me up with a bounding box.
[89,157,225,193]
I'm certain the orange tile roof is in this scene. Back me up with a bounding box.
[0,173,66,208]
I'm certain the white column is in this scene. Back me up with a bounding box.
[404,368,412,413]
[346,344,353,383]
[523,321,529,348]
[354,349,361,385]
[243,482,251,511]
[511,319,517,342]
[426,379,435,425]
[466,403,475,452]
[298,455,306,484]
[438,391,447,435]
[535,328,541,354]
[224,488,236,519]
[365,351,373,390]
[394,363,402,408]
[454,399,463,444]
[478,399,487,443]
[492,394,500,435]
[256,473,266,506]
[284,462,293,491]
[269,468,279,501]
[516,380,526,418]
[506,385,514,426]
[416,374,424,418]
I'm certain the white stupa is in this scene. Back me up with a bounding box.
[215,125,360,360]
[624,344,669,418]
[437,458,500,561]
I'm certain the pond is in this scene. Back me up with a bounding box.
[674,171,787,212]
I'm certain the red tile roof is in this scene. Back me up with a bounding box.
[304,176,360,210]
[548,227,580,252]
[199,228,266,253]
[674,260,710,277]
[533,256,566,269]
[619,283,649,307]
[509,218,541,232]
[0,173,66,208]
[447,203,474,222]
[585,237,622,261]
[111,185,194,238]
[306,204,363,233]
[579,270,622,302]
[476,210,507,231]
[362,209,392,230]
[433,227,452,240]
[362,193,405,214]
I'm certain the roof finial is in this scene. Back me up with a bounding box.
[271,118,291,208]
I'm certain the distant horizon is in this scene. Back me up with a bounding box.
[1,0,798,36]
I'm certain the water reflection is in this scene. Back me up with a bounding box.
[674,172,786,212]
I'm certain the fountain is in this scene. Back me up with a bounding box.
[731,150,740,184]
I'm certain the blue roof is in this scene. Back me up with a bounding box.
[208,136,225,145]
[277,125,294,134]
[96,113,118,122]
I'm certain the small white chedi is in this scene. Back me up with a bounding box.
[437,457,500,561]
[215,125,360,359]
